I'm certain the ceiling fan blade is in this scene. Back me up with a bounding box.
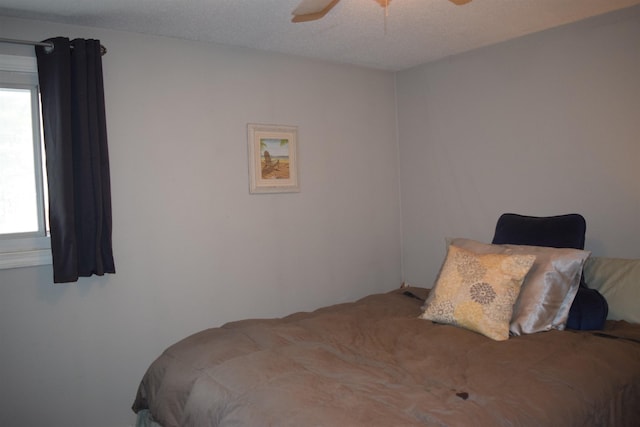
[449,0,473,5]
[373,0,392,7]
[292,0,341,23]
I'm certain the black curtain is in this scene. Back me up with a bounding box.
[35,37,115,283]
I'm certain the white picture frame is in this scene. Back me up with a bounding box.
[247,123,299,194]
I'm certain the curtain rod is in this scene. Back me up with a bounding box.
[0,37,107,56]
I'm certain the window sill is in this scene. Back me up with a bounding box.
[0,235,52,270]
[0,248,52,269]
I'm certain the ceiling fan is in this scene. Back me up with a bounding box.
[292,0,473,23]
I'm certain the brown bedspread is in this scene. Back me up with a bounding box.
[132,287,640,426]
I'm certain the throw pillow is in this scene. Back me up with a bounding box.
[420,244,535,341]
[450,238,590,334]
[583,257,640,324]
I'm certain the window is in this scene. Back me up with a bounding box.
[0,54,51,269]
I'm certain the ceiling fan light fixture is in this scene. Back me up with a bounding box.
[291,0,472,24]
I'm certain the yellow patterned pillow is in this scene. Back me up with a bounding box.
[420,245,535,341]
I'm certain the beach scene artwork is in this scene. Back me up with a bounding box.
[261,138,290,180]
[248,123,298,193]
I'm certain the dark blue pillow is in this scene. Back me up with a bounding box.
[492,213,586,249]
[491,213,607,331]
[564,287,609,330]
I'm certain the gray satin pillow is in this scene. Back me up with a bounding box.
[448,238,591,335]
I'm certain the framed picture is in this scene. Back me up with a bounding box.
[247,123,299,194]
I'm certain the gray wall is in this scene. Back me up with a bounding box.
[396,6,640,287]
[0,17,401,427]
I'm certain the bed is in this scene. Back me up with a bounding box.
[132,215,640,426]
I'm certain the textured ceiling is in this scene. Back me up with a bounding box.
[1,0,639,71]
